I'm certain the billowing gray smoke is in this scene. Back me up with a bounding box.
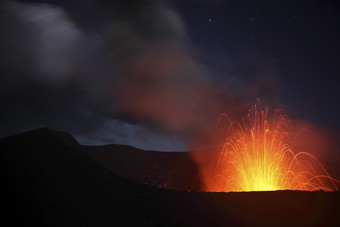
[0,0,278,150]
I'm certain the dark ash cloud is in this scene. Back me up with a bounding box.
[0,0,279,150]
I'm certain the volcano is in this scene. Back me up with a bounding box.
[81,144,203,191]
[207,100,340,192]
[1,128,339,226]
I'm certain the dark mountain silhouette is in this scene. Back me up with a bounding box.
[82,144,203,191]
[1,128,339,226]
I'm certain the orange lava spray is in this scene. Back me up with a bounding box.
[207,99,339,192]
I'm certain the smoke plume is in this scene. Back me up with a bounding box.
[0,0,279,150]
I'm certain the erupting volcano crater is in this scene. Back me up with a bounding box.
[207,99,339,192]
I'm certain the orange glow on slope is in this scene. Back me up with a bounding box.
[207,100,339,192]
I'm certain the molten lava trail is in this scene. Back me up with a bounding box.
[208,99,339,192]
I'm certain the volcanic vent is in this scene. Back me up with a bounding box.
[204,99,339,192]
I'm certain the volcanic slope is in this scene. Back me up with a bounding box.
[82,143,202,191]
[0,128,339,226]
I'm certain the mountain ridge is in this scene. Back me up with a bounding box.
[1,128,339,226]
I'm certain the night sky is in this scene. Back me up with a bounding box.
[175,0,340,125]
[0,0,339,157]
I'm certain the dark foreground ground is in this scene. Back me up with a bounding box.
[1,128,339,226]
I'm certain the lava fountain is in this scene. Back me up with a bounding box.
[207,99,339,192]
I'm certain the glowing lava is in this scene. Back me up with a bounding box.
[208,99,339,192]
